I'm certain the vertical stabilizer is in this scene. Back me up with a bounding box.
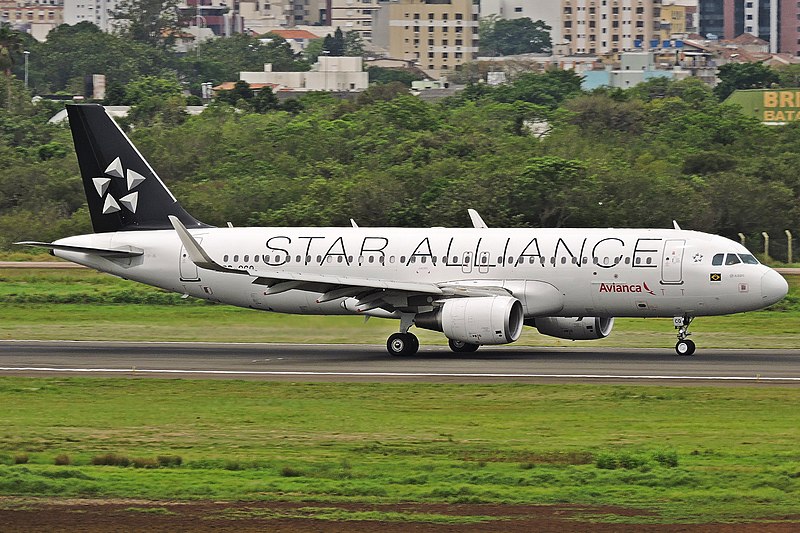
[67,104,207,232]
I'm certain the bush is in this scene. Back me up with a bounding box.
[652,450,679,468]
[13,454,29,465]
[54,454,71,466]
[132,457,159,469]
[157,455,182,467]
[280,466,303,477]
[91,453,131,467]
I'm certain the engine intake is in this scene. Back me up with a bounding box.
[415,296,524,345]
[529,316,614,340]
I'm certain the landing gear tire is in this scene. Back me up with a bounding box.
[675,339,696,356]
[387,332,419,356]
[448,339,480,353]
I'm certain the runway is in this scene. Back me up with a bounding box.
[1,340,800,385]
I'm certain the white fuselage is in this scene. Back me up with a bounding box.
[54,227,785,319]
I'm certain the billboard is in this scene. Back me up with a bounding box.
[726,89,800,124]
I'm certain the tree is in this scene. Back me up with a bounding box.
[123,75,182,105]
[185,34,307,87]
[216,80,254,107]
[323,28,345,56]
[0,23,23,75]
[714,62,779,100]
[343,31,364,57]
[252,86,280,113]
[110,0,181,48]
[480,17,551,56]
[31,22,166,93]
[0,23,24,108]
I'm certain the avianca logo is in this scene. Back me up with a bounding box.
[599,282,656,296]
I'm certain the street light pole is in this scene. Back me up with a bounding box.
[23,50,29,89]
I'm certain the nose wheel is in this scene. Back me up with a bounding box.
[674,315,696,356]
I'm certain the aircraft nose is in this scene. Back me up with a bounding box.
[761,269,789,307]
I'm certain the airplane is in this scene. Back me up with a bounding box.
[18,104,789,357]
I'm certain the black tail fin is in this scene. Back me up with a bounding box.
[67,104,208,233]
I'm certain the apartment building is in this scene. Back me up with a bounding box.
[1,0,63,40]
[63,0,115,30]
[329,0,382,38]
[479,0,562,44]
[699,0,800,55]
[560,0,662,55]
[372,0,479,76]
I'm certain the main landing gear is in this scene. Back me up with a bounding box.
[387,313,419,356]
[448,339,479,353]
[673,315,696,356]
[387,332,419,356]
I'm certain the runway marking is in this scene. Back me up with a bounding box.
[1,367,799,382]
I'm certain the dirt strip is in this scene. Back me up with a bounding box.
[0,498,798,532]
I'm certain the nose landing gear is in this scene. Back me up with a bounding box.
[673,315,696,356]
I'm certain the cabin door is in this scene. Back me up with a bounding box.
[661,239,685,285]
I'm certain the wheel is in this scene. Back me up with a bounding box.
[675,339,696,356]
[387,332,419,356]
[448,339,480,353]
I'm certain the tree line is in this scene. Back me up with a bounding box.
[1,68,799,262]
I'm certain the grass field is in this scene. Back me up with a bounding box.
[0,268,798,348]
[2,268,800,525]
[0,378,799,524]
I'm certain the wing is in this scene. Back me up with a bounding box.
[169,216,510,314]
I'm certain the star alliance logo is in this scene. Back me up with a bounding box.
[92,157,146,215]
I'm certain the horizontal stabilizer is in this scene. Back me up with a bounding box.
[15,241,144,258]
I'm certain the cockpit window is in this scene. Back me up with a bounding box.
[712,253,724,266]
[725,254,741,265]
[739,254,759,265]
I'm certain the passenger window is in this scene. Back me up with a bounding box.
[712,254,724,266]
[316,255,322,263]
[337,256,343,263]
[223,255,229,262]
[368,256,374,263]
[725,254,741,265]
[254,255,259,263]
[296,255,302,263]
[233,255,239,262]
[421,256,427,264]
[244,255,249,262]
[739,254,759,265]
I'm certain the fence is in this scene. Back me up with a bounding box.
[738,230,797,264]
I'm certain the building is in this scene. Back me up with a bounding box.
[63,0,116,31]
[329,0,382,39]
[238,55,368,91]
[479,0,562,45]
[696,0,800,54]
[372,0,479,77]
[262,28,325,53]
[582,50,685,89]
[560,0,662,56]
[725,88,800,124]
[660,3,695,39]
[0,0,63,40]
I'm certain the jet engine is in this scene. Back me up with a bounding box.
[415,296,524,345]
[529,316,614,340]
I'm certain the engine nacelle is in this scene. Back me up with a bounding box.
[529,316,614,340]
[415,296,524,345]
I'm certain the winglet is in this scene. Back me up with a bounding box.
[467,209,488,229]
[169,215,243,274]
[672,220,681,230]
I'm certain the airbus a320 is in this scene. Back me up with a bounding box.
[19,105,789,356]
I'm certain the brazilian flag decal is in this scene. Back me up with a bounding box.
[710,273,722,282]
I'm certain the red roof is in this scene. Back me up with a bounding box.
[266,29,321,40]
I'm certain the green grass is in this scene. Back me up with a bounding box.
[0,268,798,348]
[0,378,799,524]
